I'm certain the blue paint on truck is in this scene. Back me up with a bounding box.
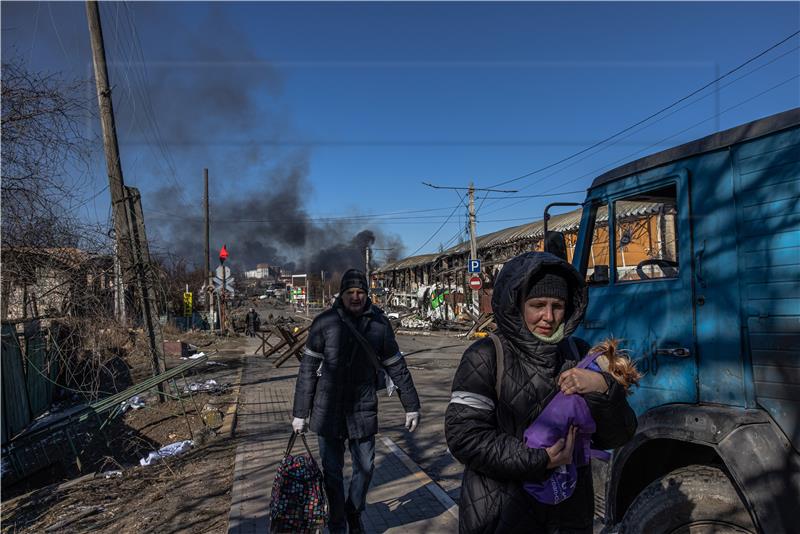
[568,108,799,533]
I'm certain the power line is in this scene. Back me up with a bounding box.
[408,194,465,256]
[422,182,518,193]
[145,203,464,223]
[480,190,583,200]
[487,29,800,190]
[482,72,800,216]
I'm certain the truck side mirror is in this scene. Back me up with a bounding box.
[545,231,568,260]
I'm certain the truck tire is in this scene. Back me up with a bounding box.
[619,465,756,534]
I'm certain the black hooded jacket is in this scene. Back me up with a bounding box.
[444,252,637,533]
[292,297,420,439]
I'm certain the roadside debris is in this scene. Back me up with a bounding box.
[401,316,431,329]
[182,379,227,395]
[180,351,206,360]
[201,404,224,429]
[120,395,145,412]
[139,440,193,466]
[102,470,123,479]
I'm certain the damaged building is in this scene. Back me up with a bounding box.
[1,247,118,321]
[373,201,675,320]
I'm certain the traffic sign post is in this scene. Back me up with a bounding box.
[183,292,193,318]
[469,276,482,290]
[219,245,229,333]
[468,259,481,273]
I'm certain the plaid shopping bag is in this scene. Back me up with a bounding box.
[269,432,328,533]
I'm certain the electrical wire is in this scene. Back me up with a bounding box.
[482,72,800,216]
[407,194,465,256]
[486,30,800,190]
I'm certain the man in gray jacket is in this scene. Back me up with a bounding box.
[292,269,421,533]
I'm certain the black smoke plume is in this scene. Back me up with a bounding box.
[146,162,405,277]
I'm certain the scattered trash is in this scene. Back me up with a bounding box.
[182,379,226,394]
[201,404,224,429]
[401,316,431,329]
[102,470,123,479]
[120,395,145,412]
[139,440,193,466]
[180,351,206,360]
[205,361,228,367]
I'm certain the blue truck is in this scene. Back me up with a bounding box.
[562,108,799,533]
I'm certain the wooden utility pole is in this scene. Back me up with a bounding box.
[422,181,517,316]
[204,169,214,328]
[87,0,165,398]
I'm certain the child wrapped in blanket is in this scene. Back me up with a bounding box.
[523,339,641,504]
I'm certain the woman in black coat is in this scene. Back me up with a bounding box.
[445,252,637,533]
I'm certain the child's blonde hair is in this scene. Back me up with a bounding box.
[590,338,642,393]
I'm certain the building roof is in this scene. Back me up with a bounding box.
[374,253,440,274]
[375,202,666,274]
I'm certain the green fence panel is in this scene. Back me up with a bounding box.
[25,328,50,418]
[1,323,32,437]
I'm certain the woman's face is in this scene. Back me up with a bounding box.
[523,297,566,336]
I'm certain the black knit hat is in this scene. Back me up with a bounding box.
[525,268,569,302]
[340,269,369,294]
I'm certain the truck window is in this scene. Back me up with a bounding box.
[614,184,679,282]
[586,203,610,285]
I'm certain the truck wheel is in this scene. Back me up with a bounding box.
[619,465,756,534]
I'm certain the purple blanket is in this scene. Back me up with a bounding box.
[522,353,610,504]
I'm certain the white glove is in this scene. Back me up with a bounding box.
[292,417,309,434]
[405,412,420,432]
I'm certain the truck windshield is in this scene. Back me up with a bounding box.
[614,184,679,282]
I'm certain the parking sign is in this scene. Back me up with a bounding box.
[468,259,481,273]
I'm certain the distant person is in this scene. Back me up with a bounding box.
[292,269,421,534]
[245,307,260,337]
[445,252,637,533]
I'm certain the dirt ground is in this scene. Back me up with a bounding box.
[1,332,250,534]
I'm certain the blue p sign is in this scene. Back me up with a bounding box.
[468,259,481,273]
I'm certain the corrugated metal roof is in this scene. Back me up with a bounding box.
[374,253,439,273]
[376,202,665,273]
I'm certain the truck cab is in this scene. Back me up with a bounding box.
[569,108,799,533]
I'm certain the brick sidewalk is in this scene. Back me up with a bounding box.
[227,339,458,534]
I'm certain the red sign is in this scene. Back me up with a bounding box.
[469,276,482,290]
[219,244,229,262]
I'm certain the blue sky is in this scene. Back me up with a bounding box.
[3,1,799,270]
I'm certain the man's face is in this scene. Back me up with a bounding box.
[523,297,566,337]
[342,288,367,314]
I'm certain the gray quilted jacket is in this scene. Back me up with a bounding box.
[292,298,420,439]
[445,252,637,533]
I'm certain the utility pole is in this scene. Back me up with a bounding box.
[423,181,517,316]
[204,169,214,329]
[113,240,126,324]
[86,0,165,399]
[468,182,480,315]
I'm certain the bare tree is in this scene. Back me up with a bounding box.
[1,58,96,248]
